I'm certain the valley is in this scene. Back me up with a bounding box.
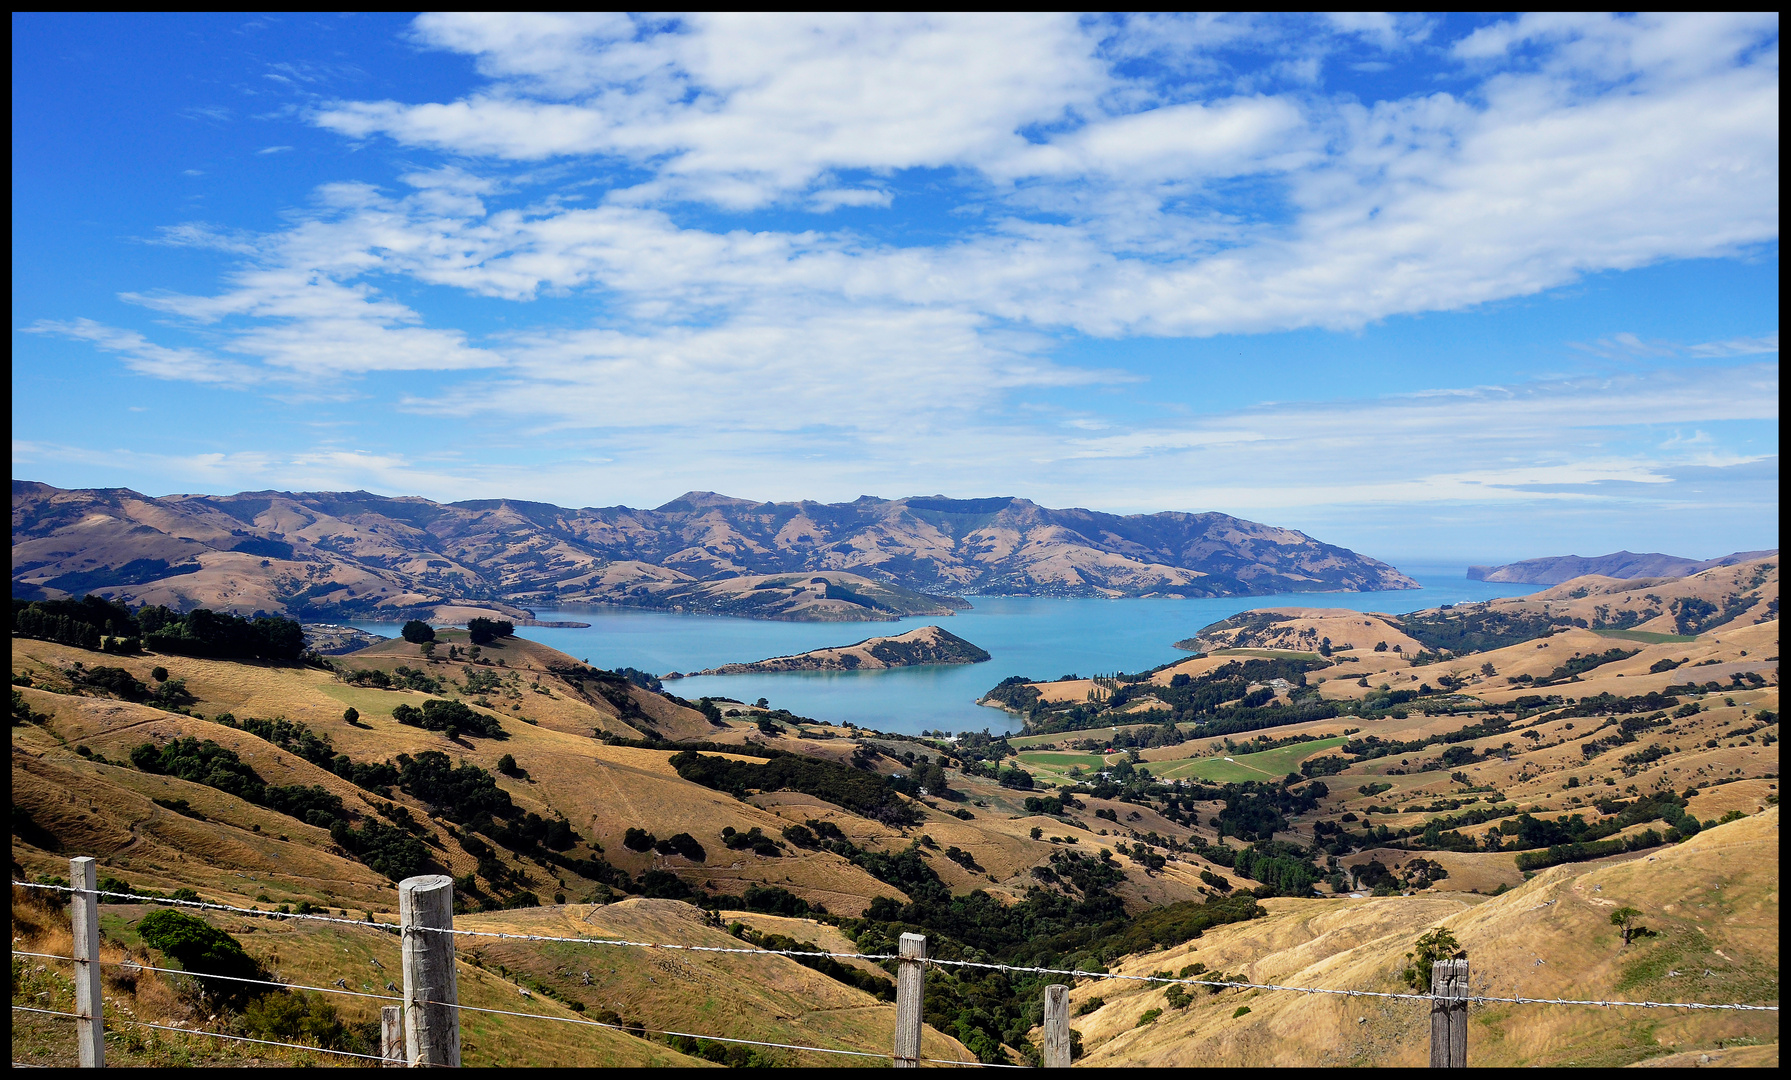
[11,555,1779,1066]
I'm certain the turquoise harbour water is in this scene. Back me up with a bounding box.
[348,570,1538,736]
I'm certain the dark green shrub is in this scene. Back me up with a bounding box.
[138,908,261,1004]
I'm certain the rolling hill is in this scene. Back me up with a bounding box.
[12,556,1778,1066]
[1066,808,1779,1068]
[12,482,1417,622]
[1179,556,1779,655]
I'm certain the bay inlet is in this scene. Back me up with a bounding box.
[349,571,1540,735]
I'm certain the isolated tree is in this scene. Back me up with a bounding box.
[342,707,359,724]
[922,761,949,795]
[1401,926,1464,990]
[1610,906,1653,946]
[401,620,435,644]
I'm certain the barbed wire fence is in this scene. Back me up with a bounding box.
[11,858,1777,1068]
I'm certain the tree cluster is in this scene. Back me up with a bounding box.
[670,750,920,826]
[466,617,515,645]
[392,698,506,739]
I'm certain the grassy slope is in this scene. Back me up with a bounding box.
[1071,808,1779,1068]
[10,636,897,910]
[450,899,975,1065]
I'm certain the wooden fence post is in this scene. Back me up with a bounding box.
[1429,958,1468,1068]
[381,1005,405,1067]
[399,875,460,1067]
[893,932,926,1068]
[1042,983,1071,1067]
[69,857,104,1068]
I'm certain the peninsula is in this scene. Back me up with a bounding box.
[689,625,991,675]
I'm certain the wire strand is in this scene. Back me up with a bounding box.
[412,995,1010,1067]
[11,881,397,933]
[423,921,900,963]
[408,924,1778,1012]
[17,879,1775,1012]
[10,1005,81,1019]
[917,957,1783,1011]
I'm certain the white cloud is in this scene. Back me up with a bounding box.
[35,13,1780,536]
[22,361,1773,520]
[298,12,1778,341]
[10,438,492,502]
[1572,332,1779,362]
[321,13,1110,207]
[809,187,893,211]
[28,319,264,386]
[1036,363,1781,516]
[1688,334,1780,358]
[1453,11,1777,78]
[404,305,1107,435]
[1324,12,1429,51]
[258,145,294,154]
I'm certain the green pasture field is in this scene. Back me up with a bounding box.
[1017,751,1110,784]
[1007,725,1158,749]
[1018,751,1109,769]
[1591,629,1697,644]
[1150,735,1351,784]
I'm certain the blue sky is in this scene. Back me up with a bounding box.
[11,12,1780,563]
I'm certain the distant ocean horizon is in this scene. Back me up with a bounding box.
[347,571,1540,735]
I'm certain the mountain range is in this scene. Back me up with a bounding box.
[1467,549,1776,585]
[11,482,1417,620]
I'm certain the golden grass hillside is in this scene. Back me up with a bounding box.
[446,899,976,1066]
[14,628,1224,923]
[334,628,716,742]
[11,884,710,1068]
[1067,807,1779,1068]
[10,638,923,916]
[1186,609,1425,656]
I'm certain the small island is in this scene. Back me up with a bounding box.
[691,625,991,675]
